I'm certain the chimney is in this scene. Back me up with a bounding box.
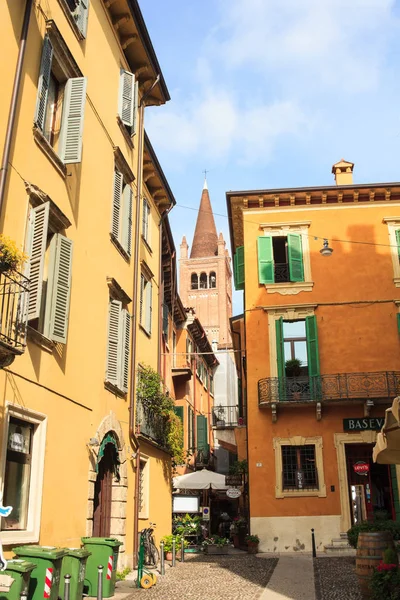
[332,159,354,186]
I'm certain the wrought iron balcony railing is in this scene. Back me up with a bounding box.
[0,270,30,356]
[274,263,290,283]
[258,372,400,405]
[136,400,168,448]
[212,405,245,427]
[195,447,215,470]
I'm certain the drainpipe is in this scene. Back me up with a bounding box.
[0,0,33,219]
[129,75,160,567]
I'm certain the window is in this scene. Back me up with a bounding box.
[0,406,47,544]
[138,457,149,519]
[209,373,214,396]
[105,297,131,394]
[118,70,139,136]
[282,445,318,490]
[142,199,151,246]
[200,273,208,289]
[25,201,73,345]
[384,219,400,287]
[188,406,195,450]
[191,273,198,290]
[34,34,87,166]
[283,321,308,372]
[111,168,133,257]
[172,331,177,367]
[186,337,193,365]
[60,0,90,39]
[273,436,326,498]
[258,234,304,284]
[162,302,169,338]
[139,273,152,335]
[209,272,216,288]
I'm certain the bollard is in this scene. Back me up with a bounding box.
[160,541,165,576]
[64,574,71,600]
[181,537,185,562]
[311,528,317,558]
[97,565,103,600]
[172,538,176,567]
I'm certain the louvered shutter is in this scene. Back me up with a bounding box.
[396,230,400,260]
[142,199,147,239]
[119,309,131,393]
[173,406,184,423]
[287,233,304,282]
[258,236,274,284]
[106,299,122,386]
[187,406,193,448]
[44,234,73,343]
[132,80,139,135]
[234,246,245,290]
[27,203,50,320]
[397,313,400,334]
[111,170,123,240]
[121,184,133,255]
[59,77,87,164]
[118,70,135,128]
[139,274,144,325]
[145,280,152,334]
[34,36,53,131]
[306,315,320,399]
[196,415,208,451]
[74,0,90,38]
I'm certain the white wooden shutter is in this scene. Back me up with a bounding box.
[27,203,50,320]
[119,309,131,393]
[112,170,123,240]
[118,70,135,127]
[59,77,87,164]
[132,80,139,135]
[139,274,144,326]
[145,280,152,334]
[34,36,53,131]
[44,234,73,344]
[106,299,122,386]
[121,184,133,256]
[74,0,90,38]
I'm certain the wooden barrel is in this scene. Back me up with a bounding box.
[356,531,396,598]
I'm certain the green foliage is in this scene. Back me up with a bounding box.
[245,534,260,544]
[166,411,184,465]
[371,565,400,599]
[173,514,202,536]
[0,235,28,272]
[383,548,399,566]
[202,536,230,548]
[116,568,131,581]
[161,534,188,552]
[285,358,302,376]
[347,520,400,549]
[228,460,248,475]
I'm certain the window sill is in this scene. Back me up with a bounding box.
[141,236,152,254]
[27,326,55,353]
[139,324,151,338]
[110,233,131,262]
[116,116,134,149]
[276,486,326,499]
[266,281,314,295]
[33,127,67,178]
[393,277,400,287]
[104,380,127,399]
[57,0,85,41]
[138,514,149,520]
[2,530,39,546]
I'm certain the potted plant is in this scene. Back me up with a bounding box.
[161,535,187,560]
[285,358,302,377]
[231,516,247,548]
[246,534,260,554]
[202,536,230,555]
[0,235,27,273]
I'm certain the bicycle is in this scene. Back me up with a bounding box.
[140,522,160,567]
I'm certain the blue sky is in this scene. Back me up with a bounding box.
[140,0,400,314]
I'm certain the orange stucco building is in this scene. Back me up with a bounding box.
[227,160,400,553]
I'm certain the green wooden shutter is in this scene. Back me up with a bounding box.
[397,313,400,335]
[390,465,400,522]
[132,80,139,135]
[27,203,50,320]
[34,36,53,131]
[174,406,184,422]
[111,170,123,240]
[187,406,193,449]
[396,230,400,260]
[145,280,152,334]
[234,246,245,290]
[44,234,74,344]
[59,77,87,164]
[119,309,131,393]
[287,233,304,282]
[275,317,285,381]
[74,0,90,38]
[118,70,135,128]
[106,299,122,387]
[121,184,133,256]
[306,315,320,377]
[197,415,208,451]
[258,236,274,284]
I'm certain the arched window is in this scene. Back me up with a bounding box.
[191,273,199,290]
[209,272,216,288]
[200,273,208,289]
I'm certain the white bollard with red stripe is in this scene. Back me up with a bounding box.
[106,556,113,581]
[43,568,53,599]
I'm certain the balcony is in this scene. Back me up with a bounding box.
[136,400,169,450]
[212,405,245,428]
[275,262,290,282]
[171,354,192,381]
[0,270,30,366]
[195,447,215,470]
[258,372,400,421]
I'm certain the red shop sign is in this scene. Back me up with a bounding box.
[353,461,369,475]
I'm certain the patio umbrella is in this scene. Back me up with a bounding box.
[173,468,228,490]
[373,397,400,464]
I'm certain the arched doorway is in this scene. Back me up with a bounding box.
[93,433,120,537]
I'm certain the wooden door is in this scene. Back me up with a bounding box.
[93,444,114,537]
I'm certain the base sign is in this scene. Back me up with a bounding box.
[343,418,384,432]
[226,488,241,499]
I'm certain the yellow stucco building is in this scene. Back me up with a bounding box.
[0,0,175,567]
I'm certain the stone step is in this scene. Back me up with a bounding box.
[324,545,356,556]
[331,538,351,547]
[340,532,349,540]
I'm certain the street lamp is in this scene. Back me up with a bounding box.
[320,239,333,257]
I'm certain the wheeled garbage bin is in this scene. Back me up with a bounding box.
[0,559,36,600]
[12,546,67,600]
[59,548,91,600]
[81,538,122,598]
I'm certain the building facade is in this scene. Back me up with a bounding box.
[227,160,400,553]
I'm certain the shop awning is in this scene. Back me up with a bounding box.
[173,468,228,490]
[373,397,400,464]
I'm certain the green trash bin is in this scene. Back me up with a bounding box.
[0,559,36,600]
[60,548,91,600]
[12,546,67,600]
[81,538,122,598]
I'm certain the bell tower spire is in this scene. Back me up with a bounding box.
[190,179,218,258]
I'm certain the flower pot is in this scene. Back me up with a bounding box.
[205,545,229,555]
[165,551,173,561]
[232,534,240,549]
[165,550,182,561]
[247,542,259,554]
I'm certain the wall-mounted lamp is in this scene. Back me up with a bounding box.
[87,437,99,447]
[320,239,333,257]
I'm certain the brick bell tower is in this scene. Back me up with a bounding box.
[179,180,233,347]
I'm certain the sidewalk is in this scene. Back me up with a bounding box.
[259,555,315,600]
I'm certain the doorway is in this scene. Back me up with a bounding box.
[93,442,118,537]
[345,443,394,525]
